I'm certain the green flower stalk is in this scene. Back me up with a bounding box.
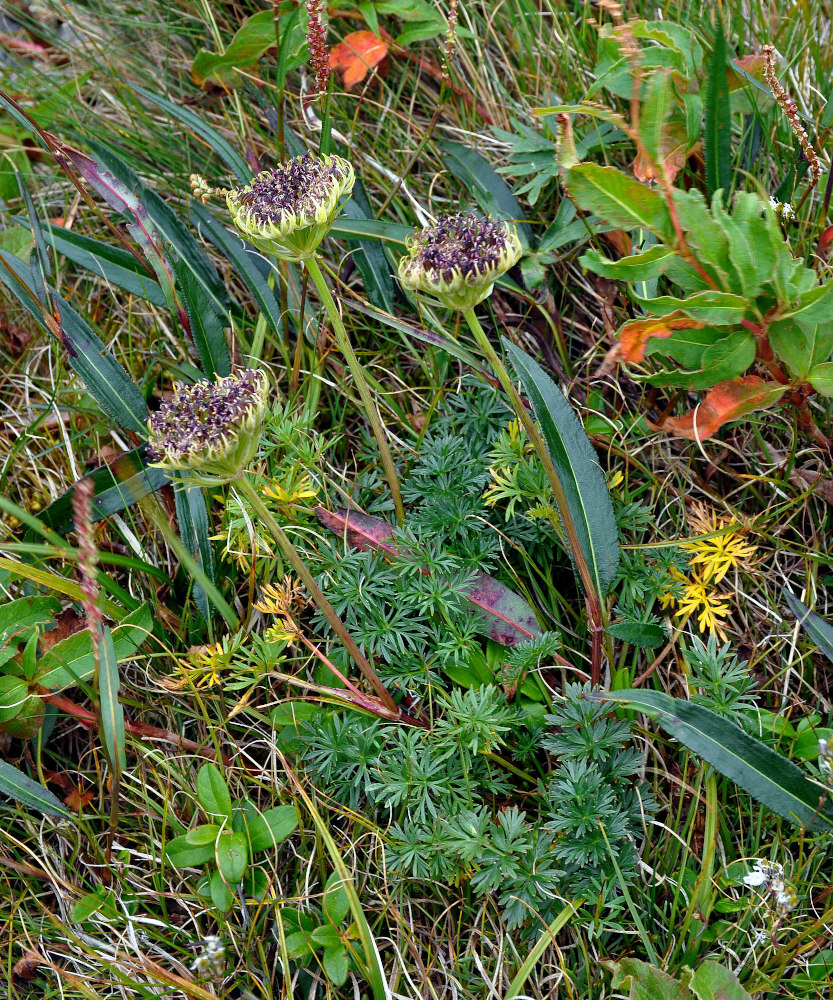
[226,153,354,262]
[398,212,522,311]
[227,152,404,522]
[147,369,269,487]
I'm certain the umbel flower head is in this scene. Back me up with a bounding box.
[397,212,523,311]
[147,369,269,487]
[226,153,354,261]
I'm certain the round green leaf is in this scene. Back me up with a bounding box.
[216,830,248,883]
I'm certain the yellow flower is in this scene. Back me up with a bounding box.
[661,567,731,640]
[165,638,241,690]
[681,502,757,585]
[254,577,306,617]
[262,476,319,507]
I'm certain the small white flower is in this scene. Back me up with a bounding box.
[769,196,781,212]
[191,936,226,976]
[743,868,769,887]
[780,202,795,221]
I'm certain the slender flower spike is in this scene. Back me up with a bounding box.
[147,369,269,487]
[226,153,354,261]
[398,212,523,311]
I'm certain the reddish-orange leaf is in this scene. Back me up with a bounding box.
[619,312,704,363]
[819,225,833,255]
[652,377,787,440]
[329,31,388,89]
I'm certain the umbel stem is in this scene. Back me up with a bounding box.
[234,475,398,713]
[304,255,405,523]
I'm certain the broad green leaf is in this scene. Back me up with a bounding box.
[311,924,342,948]
[769,319,833,379]
[596,689,833,829]
[686,331,756,389]
[209,868,235,912]
[782,282,833,324]
[0,759,70,818]
[605,621,666,649]
[322,946,349,987]
[98,625,126,776]
[784,592,833,664]
[504,342,620,597]
[196,762,233,820]
[165,824,221,867]
[216,830,248,883]
[192,9,307,89]
[437,139,534,248]
[687,960,751,1000]
[0,595,61,642]
[634,289,748,325]
[36,604,152,690]
[246,805,299,853]
[0,677,30,723]
[323,871,351,926]
[581,245,677,281]
[609,958,690,1000]
[563,163,672,237]
[807,361,833,396]
[704,22,732,202]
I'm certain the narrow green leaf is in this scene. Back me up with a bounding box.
[505,900,580,999]
[129,84,251,183]
[563,163,672,237]
[504,342,620,597]
[580,245,677,281]
[172,264,230,379]
[174,482,216,624]
[595,689,833,830]
[784,592,833,664]
[339,181,396,313]
[640,69,675,170]
[438,139,534,248]
[98,625,126,775]
[0,760,70,818]
[0,250,149,434]
[704,22,732,201]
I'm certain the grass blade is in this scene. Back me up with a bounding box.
[504,342,620,598]
[704,21,732,202]
[0,760,71,818]
[98,625,127,776]
[505,900,580,999]
[595,689,833,830]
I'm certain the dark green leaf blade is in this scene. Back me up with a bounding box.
[784,592,833,664]
[98,625,127,776]
[174,482,216,624]
[176,263,231,378]
[597,688,833,830]
[704,22,732,201]
[504,342,620,597]
[0,760,71,818]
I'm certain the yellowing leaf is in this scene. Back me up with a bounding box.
[653,376,787,440]
[329,31,388,89]
[619,312,704,362]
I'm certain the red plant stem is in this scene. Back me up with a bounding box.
[43,693,233,765]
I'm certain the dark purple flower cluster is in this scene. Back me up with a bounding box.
[147,370,264,463]
[236,154,347,224]
[410,213,511,282]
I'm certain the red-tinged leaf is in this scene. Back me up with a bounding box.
[329,31,388,89]
[652,376,787,440]
[819,225,833,256]
[728,54,766,92]
[314,507,541,647]
[619,312,704,362]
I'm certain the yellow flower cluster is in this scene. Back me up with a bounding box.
[255,577,307,644]
[661,503,756,639]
